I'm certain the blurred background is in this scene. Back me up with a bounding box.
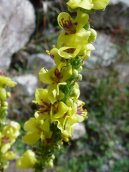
[1,0,129,171]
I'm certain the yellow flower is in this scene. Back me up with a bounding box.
[49,47,64,66]
[34,88,52,115]
[16,150,37,169]
[51,11,96,59]
[67,0,110,10]
[39,66,73,103]
[51,101,69,121]
[57,115,76,141]
[92,0,110,10]
[22,117,52,145]
[53,102,76,139]
[57,27,91,59]
[58,11,89,34]
[67,0,93,10]
[50,46,79,62]
[50,13,96,59]
[75,100,88,122]
[47,83,66,104]
[58,46,81,59]
[0,121,20,153]
[57,28,90,50]
[58,12,76,34]
[39,65,72,84]
[55,100,87,141]
[4,151,16,160]
[0,76,16,87]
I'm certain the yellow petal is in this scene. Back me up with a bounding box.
[52,102,69,119]
[57,29,90,49]
[34,88,50,104]
[67,0,93,10]
[0,76,16,87]
[24,118,38,132]
[16,150,37,169]
[22,132,40,145]
[58,47,80,59]
[4,151,16,160]
[39,68,53,84]
[93,0,110,10]
[58,12,76,34]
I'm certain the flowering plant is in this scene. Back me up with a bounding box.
[0,74,20,171]
[16,0,110,171]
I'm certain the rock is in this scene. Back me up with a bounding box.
[91,1,129,32]
[13,74,38,96]
[0,0,35,69]
[85,33,118,68]
[109,160,114,168]
[28,53,54,72]
[111,0,129,6]
[101,164,109,172]
[115,64,129,83]
[72,123,86,140]
[112,152,121,160]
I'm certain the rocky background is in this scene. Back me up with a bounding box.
[1,0,129,171]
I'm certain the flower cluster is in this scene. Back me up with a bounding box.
[0,76,16,122]
[0,74,20,170]
[17,0,110,171]
[0,121,20,170]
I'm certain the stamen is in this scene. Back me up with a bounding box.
[2,137,10,144]
[64,48,76,54]
[54,69,62,83]
[39,102,51,113]
[60,16,76,34]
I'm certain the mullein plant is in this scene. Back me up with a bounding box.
[17,0,110,171]
[0,72,20,171]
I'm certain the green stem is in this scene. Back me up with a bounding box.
[34,124,61,172]
[0,101,7,171]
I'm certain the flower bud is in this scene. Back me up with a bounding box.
[73,69,79,78]
[78,74,82,81]
[0,87,7,100]
[88,29,97,43]
[47,159,54,168]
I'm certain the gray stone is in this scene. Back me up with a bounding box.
[0,0,35,69]
[85,33,118,68]
[13,74,38,96]
[111,0,129,6]
[101,164,109,172]
[28,53,54,72]
[109,160,114,168]
[112,152,121,160]
[72,123,86,140]
[91,0,129,32]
